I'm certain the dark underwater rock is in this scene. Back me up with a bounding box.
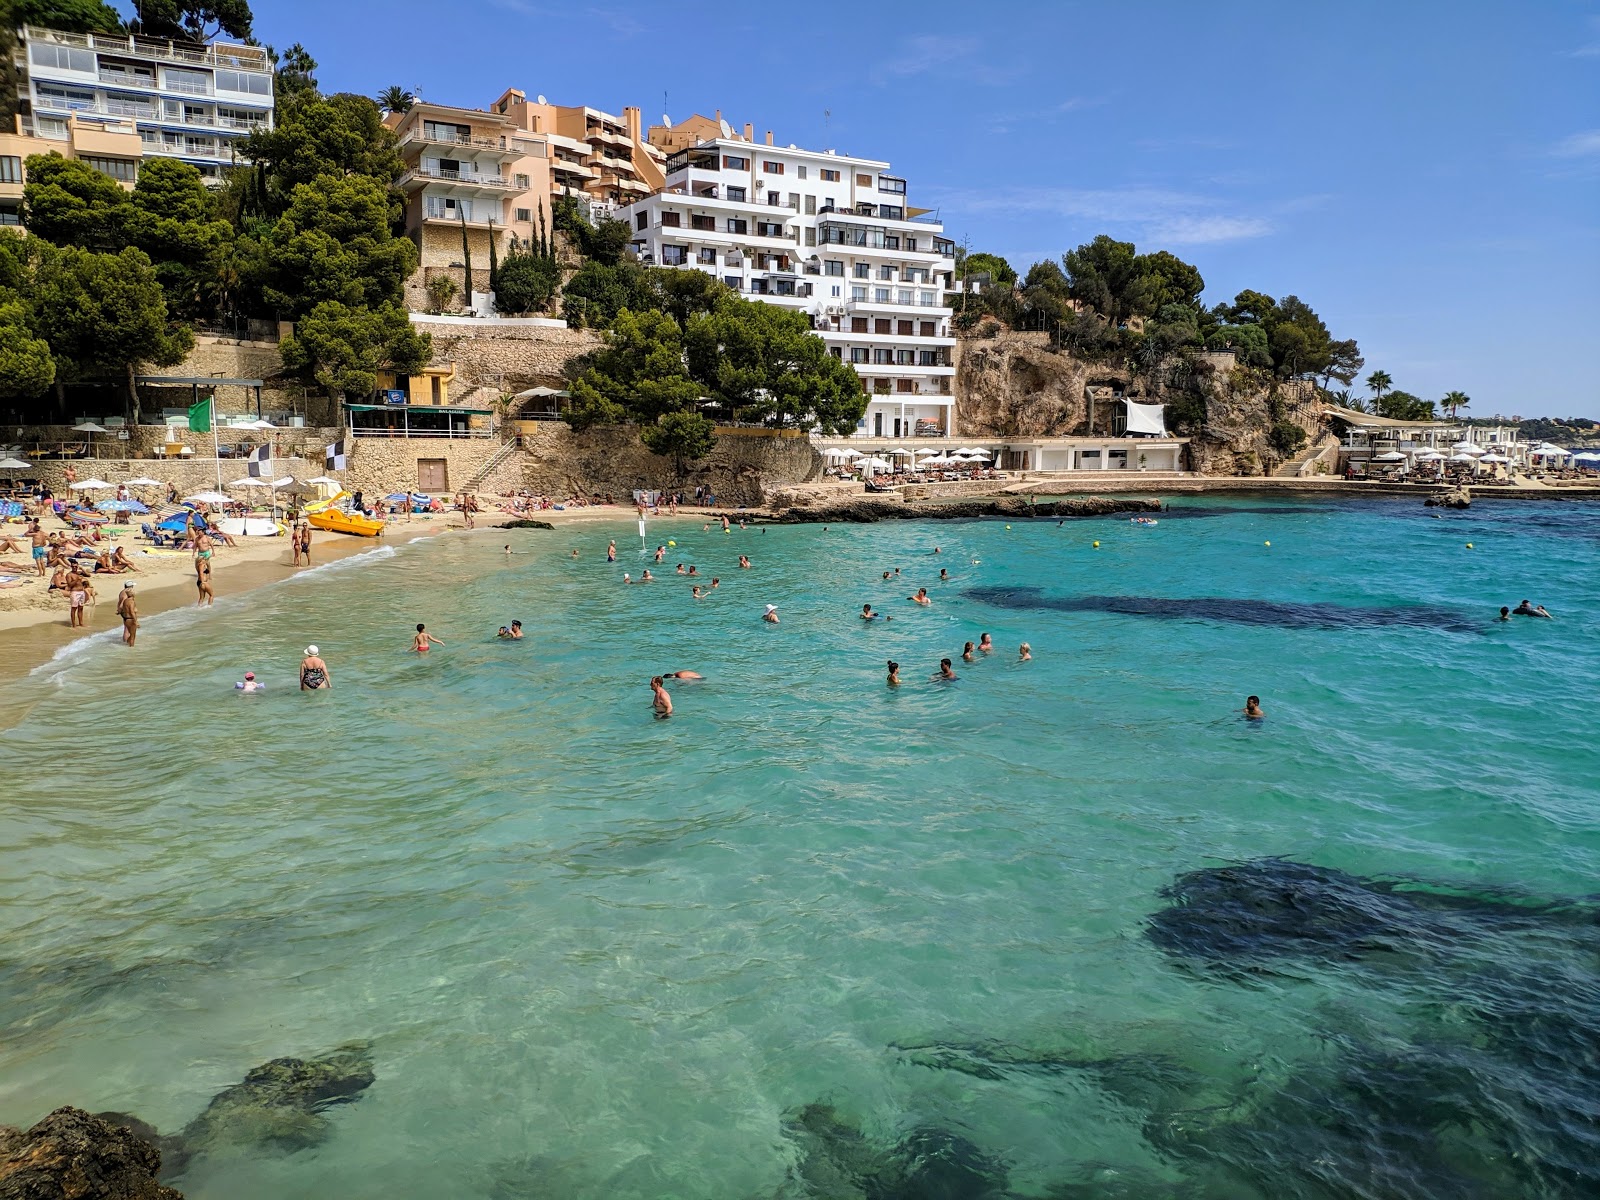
[176,1041,375,1155]
[0,1107,183,1200]
[780,1103,1008,1200]
[501,520,554,529]
[967,588,1481,633]
[1145,857,1594,967]
[1425,486,1471,508]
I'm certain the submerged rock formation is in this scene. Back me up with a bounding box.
[781,1103,1009,1200]
[174,1042,375,1157]
[1424,485,1471,508]
[0,1107,182,1200]
[765,495,1161,524]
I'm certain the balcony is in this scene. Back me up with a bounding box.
[398,127,518,159]
[97,69,155,89]
[165,78,212,96]
[25,26,270,71]
[400,166,517,192]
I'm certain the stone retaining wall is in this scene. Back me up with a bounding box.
[409,319,601,398]
[340,438,504,498]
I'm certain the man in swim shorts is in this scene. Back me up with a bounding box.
[30,521,47,576]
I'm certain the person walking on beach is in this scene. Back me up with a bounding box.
[195,555,214,606]
[299,523,313,566]
[116,582,138,646]
[412,623,444,653]
[300,646,331,690]
[29,520,47,576]
[650,675,673,719]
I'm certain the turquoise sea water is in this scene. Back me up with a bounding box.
[3,496,1599,1199]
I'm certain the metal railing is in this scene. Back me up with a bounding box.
[26,26,270,70]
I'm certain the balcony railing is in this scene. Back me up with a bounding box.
[402,166,515,190]
[25,26,270,71]
[399,128,509,152]
[166,79,212,96]
[98,69,155,89]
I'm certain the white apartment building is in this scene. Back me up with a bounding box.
[617,137,958,439]
[16,25,274,181]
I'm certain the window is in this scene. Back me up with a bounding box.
[879,205,904,221]
[896,350,914,365]
[920,321,936,337]
[515,173,530,189]
[35,84,96,110]
[698,247,717,264]
[30,44,95,73]
[821,168,840,182]
[0,204,19,225]
[787,192,800,209]
[850,348,868,363]
[856,173,872,186]
[660,211,681,227]
[851,317,868,333]
[636,212,649,230]
[804,228,816,246]
[756,220,784,238]
[762,160,784,174]
[875,288,891,303]
[878,265,895,280]
[897,379,915,393]
[82,156,136,182]
[767,192,783,206]
[515,207,531,221]
[897,289,913,305]
[690,214,715,231]
[919,291,936,306]
[805,194,816,215]
[879,175,907,195]
[919,351,940,366]
[797,164,808,179]
[885,235,900,249]
[853,262,869,279]
[830,346,842,358]
[874,349,893,365]
[824,259,843,276]
[831,285,841,297]
[851,285,867,301]
[898,320,913,336]
[727,218,747,234]
[661,245,688,265]
[875,379,890,393]
[215,69,270,96]
[874,319,891,334]
[723,154,748,169]
[724,275,742,289]
[165,68,212,95]
[726,185,746,202]
[0,156,20,183]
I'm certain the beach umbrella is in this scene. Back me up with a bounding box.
[1573,451,1600,462]
[227,476,275,489]
[95,498,149,514]
[1479,453,1509,464]
[1452,441,1486,455]
[888,447,913,458]
[966,448,994,459]
[1415,451,1445,462]
[1535,445,1572,458]
[238,419,277,430]
[1447,453,1479,465]
[0,455,29,471]
[842,449,866,459]
[184,490,231,505]
[862,456,893,471]
[122,476,162,487]
[69,477,113,490]
[1372,451,1406,463]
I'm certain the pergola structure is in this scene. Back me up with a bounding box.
[135,376,267,420]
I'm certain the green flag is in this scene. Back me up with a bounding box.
[188,398,211,433]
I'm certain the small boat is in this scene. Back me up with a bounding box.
[305,493,384,538]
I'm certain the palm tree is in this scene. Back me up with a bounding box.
[1441,390,1470,420]
[1365,370,1393,409]
[378,86,415,115]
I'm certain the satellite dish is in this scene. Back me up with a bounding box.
[536,94,547,105]
[662,113,672,127]
[719,117,731,137]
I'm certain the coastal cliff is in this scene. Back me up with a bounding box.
[954,324,1327,476]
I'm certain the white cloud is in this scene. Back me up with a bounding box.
[1552,130,1600,157]
[1570,15,1600,56]
[933,185,1275,245]
[871,36,1009,86]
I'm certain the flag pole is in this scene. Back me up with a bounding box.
[212,395,221,493]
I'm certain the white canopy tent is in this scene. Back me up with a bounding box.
[1124,400,1169,437]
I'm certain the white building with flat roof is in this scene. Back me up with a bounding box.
[17,25,274,181]
[617,135,958,439]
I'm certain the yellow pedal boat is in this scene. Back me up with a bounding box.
[305,493,385,538]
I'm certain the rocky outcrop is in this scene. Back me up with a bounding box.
[0,1108,182,1200]
[174,1042,375,1158]
[954,324,1329,477]
[1425,486,1471,508]
[764,495,1161,523]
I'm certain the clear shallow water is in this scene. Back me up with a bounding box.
[3,497,1599,1198]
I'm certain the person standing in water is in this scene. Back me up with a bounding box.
[934,658,957,680]
[116,582,138,646]
[607,540,617,562]
[300,645,331,690]
[1244,695,1265,719]
[650,675,673,719]
[909,588,931,606]
[962,641,976,662]
[886,660,901,687]
[195,555,214,606]
[413,623,444,653]
[1019,643,1032,661]
[978,633,994,653]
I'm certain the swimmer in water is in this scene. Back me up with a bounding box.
[692,585,703,599]
[738,555,750,569]
[882,570,892,580]
[504,544,512,555]
[909,588,931,606]
[934,657,957,681]
[641,569,654,581]
[655,545,666,563]
[662,670,703,681]
[622,573,632,584]
[571,549,580,558]
[234,671,263,692]
[978,633,993,653]
[650,675,672,719]
[710,578,719,589]
[509,620,523,639]
[933,547,941,555]
[688,565,699,576]
[962,641,976,662]
[676,564,686,574]
[1019,642,1032,661]
[886,659,901,687]
[607,540,616,561]
[1512,599,1553,618]
[413,623,444,653]
[862,603,878,620]
[1244,695,1265,719]
[1497,606,1511,622]
[939,568,949,581]
[763,604,779,624]
[496,626,511,638]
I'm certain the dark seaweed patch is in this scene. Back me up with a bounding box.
[966,587,1480,632]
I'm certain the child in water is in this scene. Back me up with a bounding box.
[413,623,444,653]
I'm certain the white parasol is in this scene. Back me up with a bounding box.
[184,491,231,504]
[122,475,163,487]
[69,477,113,490]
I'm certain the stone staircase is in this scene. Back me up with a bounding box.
[463,437,525,494]
[1275,432,1339,478]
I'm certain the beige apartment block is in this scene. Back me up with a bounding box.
[0,113,145,223]
[390,101,553,308]
[489,89,664,218]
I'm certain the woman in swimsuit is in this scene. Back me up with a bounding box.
[300,646,331,690]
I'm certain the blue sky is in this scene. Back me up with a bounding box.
[248,0,1600,419]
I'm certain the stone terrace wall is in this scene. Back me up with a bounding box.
[147,336,336,422]
[408,318,601,398]
[516,424,820,506]
[20,456,328,497]
[341,437,504,498]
